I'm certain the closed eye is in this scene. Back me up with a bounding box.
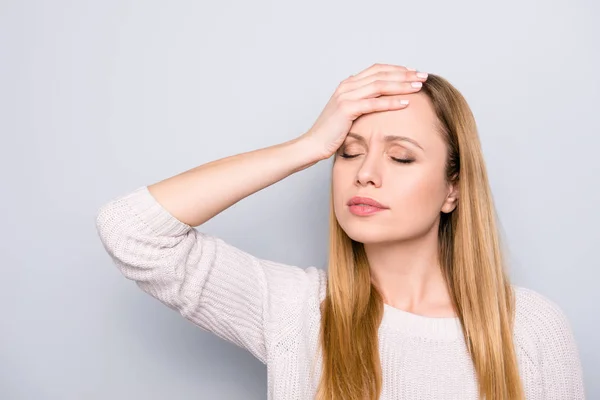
[339,153,414,164]
[391,157,414,164]
[339,153,361,159]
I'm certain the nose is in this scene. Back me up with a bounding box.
[355,154,382,188]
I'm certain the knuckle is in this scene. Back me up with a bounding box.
[378,70,392,79]
[364,98,377,108]
[386,70,406,80]
[384,97,397,107]
[364,63,379,72]
[335,92,347,103]
[336,81,349,94]
[370,80,385,91]
[334,88,349,101]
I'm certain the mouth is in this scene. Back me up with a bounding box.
[347,196,389,216]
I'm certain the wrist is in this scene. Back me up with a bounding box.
[285,136,327,173]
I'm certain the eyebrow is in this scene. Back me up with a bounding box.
[346,132,424,151]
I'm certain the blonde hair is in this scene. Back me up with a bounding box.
[314,74,524,399]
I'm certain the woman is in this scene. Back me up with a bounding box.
[96,64,585,399]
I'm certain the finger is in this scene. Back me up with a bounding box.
[347,96,410,117]
[347,63,413,82]
[348,63,408,81]
[340,80,424,101]
[339,70,427,95]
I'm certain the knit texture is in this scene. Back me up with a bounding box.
[95,186,586,399]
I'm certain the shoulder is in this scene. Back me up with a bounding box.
[512,286,585,397]
[512,286,581,363]
[512,286,573,340]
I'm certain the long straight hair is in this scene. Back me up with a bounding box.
[314,74,524,399]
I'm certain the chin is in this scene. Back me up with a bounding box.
[337,219,393,245]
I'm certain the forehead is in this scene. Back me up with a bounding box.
[349,93,440,148]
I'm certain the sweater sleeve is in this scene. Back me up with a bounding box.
[95,185,323,365]
[517,288,586,399]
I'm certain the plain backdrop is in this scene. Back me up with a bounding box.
[1,0,598,398]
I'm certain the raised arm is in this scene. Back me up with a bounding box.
[146,137,320,228]
[144,64,426,228]
[95,64,428,363]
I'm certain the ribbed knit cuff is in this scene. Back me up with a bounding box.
[118,185,193,237]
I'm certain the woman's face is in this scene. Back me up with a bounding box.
[332,93,458,245]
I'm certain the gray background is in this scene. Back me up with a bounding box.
[1,0,598,398]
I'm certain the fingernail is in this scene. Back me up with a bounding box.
[411,81,422,88]
[406,67,416,71]
[416,72,428,79]
[400,99,409,105]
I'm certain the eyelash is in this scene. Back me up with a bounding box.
[339,153,414,164]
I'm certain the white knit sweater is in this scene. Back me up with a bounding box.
[95,186,586,399]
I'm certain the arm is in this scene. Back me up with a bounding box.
[95,64,426,363]
[143,62,429,228]
[95,138,324,364]
[146,137,320,227]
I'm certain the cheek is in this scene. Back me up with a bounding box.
[332,181,349,219]
[389,171,447,219]
[331,162,352,198]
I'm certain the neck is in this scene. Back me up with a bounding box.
[364,221,456,318]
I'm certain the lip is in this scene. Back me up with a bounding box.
[347,196,389,209]
[347,196,389,216]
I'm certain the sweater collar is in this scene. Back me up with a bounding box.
[379,303,464,342]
